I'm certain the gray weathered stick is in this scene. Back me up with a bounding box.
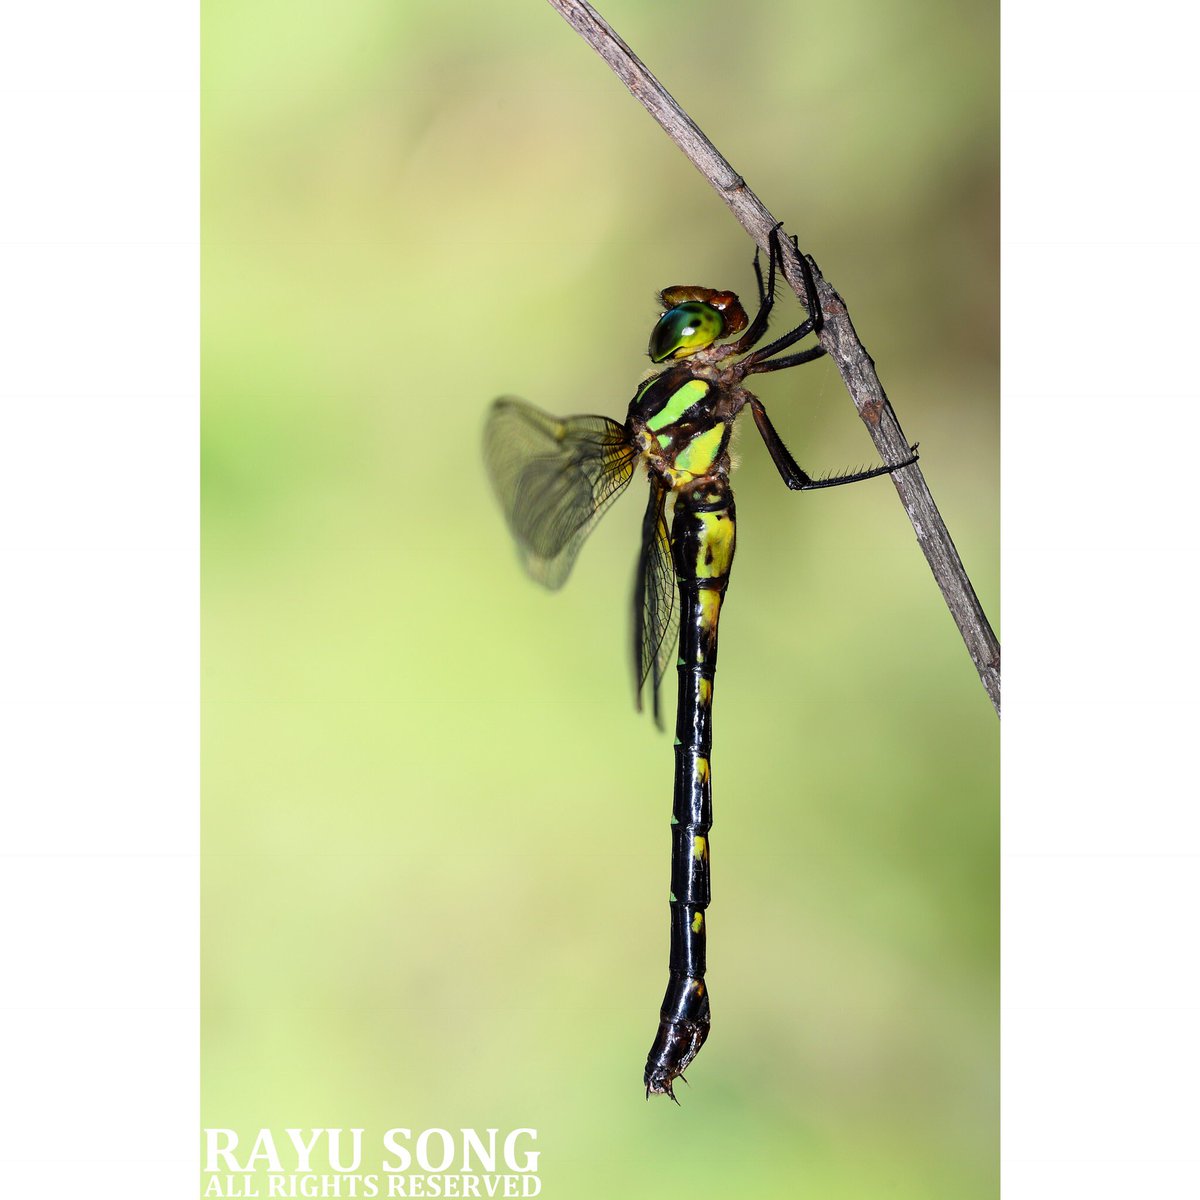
[545,0,1000,715]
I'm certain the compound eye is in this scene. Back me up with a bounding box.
[647,301,724,362]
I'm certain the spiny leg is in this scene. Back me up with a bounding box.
[749,396,918,490]
[746,344,827,375]
[726,222,786,355]
[741,248,826,371]
[752,241,769,307]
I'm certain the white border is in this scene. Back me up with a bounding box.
[1003,1,1200,1195]
[0,3,198,1196]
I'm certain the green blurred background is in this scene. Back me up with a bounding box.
[202,1,997,1196]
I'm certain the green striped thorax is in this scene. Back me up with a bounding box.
[648,285,749,363]
[630,370,730,484]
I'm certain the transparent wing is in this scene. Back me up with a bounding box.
[484,397,637,590]
[633,477,679,729]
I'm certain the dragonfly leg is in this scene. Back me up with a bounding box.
[743,343,826,374]
[752,240,769,307]
[749,396,918,489]
[739,245,827,372]
[739,265,825,376]
[726,222,785,354]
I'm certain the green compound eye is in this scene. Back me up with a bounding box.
[648,301,725,363]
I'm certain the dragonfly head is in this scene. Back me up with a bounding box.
[648,287,748,363]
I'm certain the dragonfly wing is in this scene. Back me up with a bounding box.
[633,477,679,728]
[484,397,637,590]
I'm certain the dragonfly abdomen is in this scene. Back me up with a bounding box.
[644,481,736,1100]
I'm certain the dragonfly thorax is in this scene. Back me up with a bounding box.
[628,366,734,489]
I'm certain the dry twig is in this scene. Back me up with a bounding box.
[546,0,1000,714]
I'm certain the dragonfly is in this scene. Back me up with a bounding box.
[483,227,918,1102]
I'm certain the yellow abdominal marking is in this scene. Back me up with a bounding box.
[699,678,713,705]
[691,912,704,934]
[696,591,722,661]
[696,757,710,782]
[693,835,707,860]
[695,511,734,578]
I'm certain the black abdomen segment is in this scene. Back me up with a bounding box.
[644,480,736,1100]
